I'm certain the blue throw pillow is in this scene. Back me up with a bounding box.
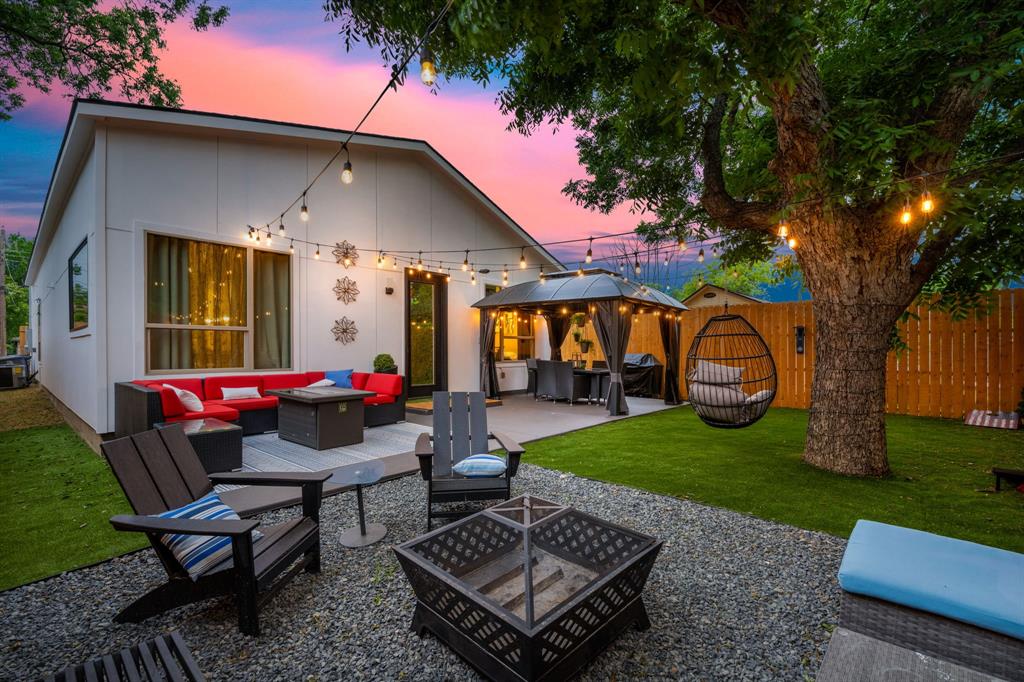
[453,454,507,478]
[155,492,261,580]
[325,369,354,388]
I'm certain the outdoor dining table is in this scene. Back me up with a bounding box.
[573,367,610,404]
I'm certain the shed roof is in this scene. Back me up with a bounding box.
[472,269,687,311]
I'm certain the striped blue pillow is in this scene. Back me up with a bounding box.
[453,454,507,478]
[155,493,261,580]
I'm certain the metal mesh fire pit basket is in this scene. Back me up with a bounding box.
[394,495,662,681]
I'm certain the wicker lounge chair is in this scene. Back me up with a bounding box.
[101,425,331,636]
[819,520,1024,681]
[39,631,203,681]
[415,391,524,530]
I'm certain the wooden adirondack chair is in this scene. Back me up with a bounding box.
[101,425,331,636]
[414,391,524,530]
[40,631,204,682]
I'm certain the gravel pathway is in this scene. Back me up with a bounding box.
[0,465,844,680]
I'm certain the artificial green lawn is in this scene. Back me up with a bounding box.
[523,407,1024,552]
[0,425,145,591]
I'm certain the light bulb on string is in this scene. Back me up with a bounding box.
[470,264,476,284]
[420,47,437,86]
[289,239,295,254]
[538,266,545,283]
[899,198,913,225]
[314,244,320,259]
[697,248,705,263]
[664,252,670,267]
[619,261,625,273]
[462,250,469,271]
[577,263,584,277]
[634,252,642,276]
[920,191,935,214]
[300,194,309,222]
[502,265,509,284]
[255,230,261,244]
[777,220,789,238]
[247,226,255,241]
[445,269,451,283]
[788,236,798,249]
[278,218,285,236]
[377,252,384,268]
[520,247,527,269]
[265,228,272,246]
[585,237,593,264]
[341,160,353,185]
[678,238,687,253]
[416,251,424,271]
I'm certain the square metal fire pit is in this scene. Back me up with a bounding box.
[394,495,662,681]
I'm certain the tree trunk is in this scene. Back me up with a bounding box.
[803,298,899,476]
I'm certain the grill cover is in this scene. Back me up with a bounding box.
[623,353,663,398]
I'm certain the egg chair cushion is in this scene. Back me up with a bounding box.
[689,381,749,424]
[689,360,744,386]
[745,389,774,405]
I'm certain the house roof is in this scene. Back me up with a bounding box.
[681,283,766,306]
[472,268,687,311]
[26,98,564,283]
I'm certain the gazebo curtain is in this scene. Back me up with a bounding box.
[659,314,682,405]
[480,313,500,398]
[592,300,634,415]
[545,314,573,361]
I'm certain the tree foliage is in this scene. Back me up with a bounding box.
[4,232,32,352]
[674,260,778,301]
[0,0,228,120]
[329,0,1024,304]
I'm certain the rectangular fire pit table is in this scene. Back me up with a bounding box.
[267,387,375,450]
[394,495,662,682]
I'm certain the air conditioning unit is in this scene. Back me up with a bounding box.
[0,355,31,390]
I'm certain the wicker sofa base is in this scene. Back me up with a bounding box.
[840,591,1023,681]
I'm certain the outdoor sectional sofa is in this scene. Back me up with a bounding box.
[114,371,405,438]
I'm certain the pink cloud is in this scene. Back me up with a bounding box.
[158,23,641,257]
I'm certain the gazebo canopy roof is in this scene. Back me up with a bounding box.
[472,268,688,312]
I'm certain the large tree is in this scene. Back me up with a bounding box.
[331,0,1024,476]
[0,0,228,120]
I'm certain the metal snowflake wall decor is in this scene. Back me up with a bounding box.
[332,240,359,268]
[331,317,358,345]
[333,276,359,304]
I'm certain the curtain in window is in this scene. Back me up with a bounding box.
[480,312,500,398]
[592,300,634,415]
[544,314,572,361]
[254,250,291,369]
[659,314,682,405]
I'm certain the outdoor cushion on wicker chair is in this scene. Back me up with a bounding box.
[838,520,1024,640]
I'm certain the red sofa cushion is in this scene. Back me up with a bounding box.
[204,396,278,412]
[364,394,396,406]
[136,379,206,417]
[143,378,206,400]
[204,375,265,400]
[351,372,370,390]
[262,373,311,391]
[165,403,240,423]
[305,371,326,385]
[365,373,402,397]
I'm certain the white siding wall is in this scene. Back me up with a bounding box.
[31,145,101,427]
[90,124,541,432]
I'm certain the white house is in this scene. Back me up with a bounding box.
[26,100,562,436]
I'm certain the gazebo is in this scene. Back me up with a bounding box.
[472,269,688,415]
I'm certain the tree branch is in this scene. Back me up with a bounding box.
[699,94,777,233]
[908,226,966,296]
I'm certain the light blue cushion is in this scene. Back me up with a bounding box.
[453,454,506,478]
[155,493,261,580]
[838,520,1024,640]
[325,369,354,389]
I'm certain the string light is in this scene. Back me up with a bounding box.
[920,191,935,213]
[289,239,295,254]
[314,244,320,259]
[788,236,798,249]
[663,253,670,267]
[420,47,437,86]
[341,160,353,185]
[520,247,527,269]
[470,264,476,284]
[462,250,469,271]
[577,264,584,277]
[265,227,272,245]
[417,251,424,271]
[278,218,285,236]
[619,261,625,273]
[585,237,593,264]
[777,220,789,238]
[445,269,452,283]
[300,194,309,222]
[502,265,509,284]
[255,230,261,244]
[634,252,642,276]
[899,198,913,225]
[677,238,687,253]
[538,266,545,282]
[247,226,255,241]
[697,248,705,263]
[377,251,384,268]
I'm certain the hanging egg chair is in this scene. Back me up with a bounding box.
[684,311,777,428]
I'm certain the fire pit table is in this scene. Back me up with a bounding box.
[394,495,662,681]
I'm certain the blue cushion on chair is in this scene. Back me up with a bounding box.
[838,520,1024,640]
[453,454,507,478]
[155,493,261,580]
[325,369,354,389]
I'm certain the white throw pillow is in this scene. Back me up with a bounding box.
[306,379,335,388]
[689,360,744,386]
[745,389,773,405]
[163,384,204,412]
[220,386,261,400]
[688,381,748,407]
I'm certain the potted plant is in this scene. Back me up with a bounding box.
[580,339,593,353]
[373,353,398,374]
[571,312,587,328]
[572,330,583,343]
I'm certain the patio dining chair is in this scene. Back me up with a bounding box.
[101,425,331,636]
[535,359,557,400]
[554,361,591,404]
[414,391,524,529]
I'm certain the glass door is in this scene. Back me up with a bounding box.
[405,270,447,398]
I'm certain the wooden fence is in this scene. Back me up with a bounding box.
[560,289,1023,419]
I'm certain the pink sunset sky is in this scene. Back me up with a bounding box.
[1,5,648,266]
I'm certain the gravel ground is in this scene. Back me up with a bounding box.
[0,465,844,681]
